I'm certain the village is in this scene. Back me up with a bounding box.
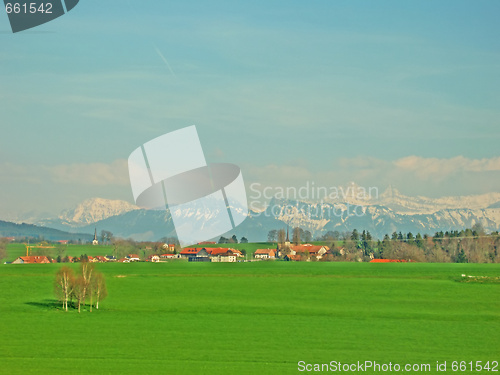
[9,243,336,264]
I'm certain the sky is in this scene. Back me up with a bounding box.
[0,0,499,218]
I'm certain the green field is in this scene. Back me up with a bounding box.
[0,261,498,374]
[4,242,281,262]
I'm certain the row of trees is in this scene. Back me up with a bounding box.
[0,238,7,262]
[218,235,248,244]
[54,262,107,312]
[268,224,500,263]
[267,228,312,244]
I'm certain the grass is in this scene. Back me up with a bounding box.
[5,242,277,262]
[5,243,115,262]
[0,259,498,374]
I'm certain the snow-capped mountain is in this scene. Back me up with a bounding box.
[12,186,500,241]
[58,198,139,225]
[375,186,500,214]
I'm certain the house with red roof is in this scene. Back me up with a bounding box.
[127,254,141,262]
[12,256,51,264]
[162,243,176,252]
[180,247,210,262]
[180,247,206,257]
[254,249,276,260]
[206,247,243,258]
[370,259,408,263]
[289,244,330,260]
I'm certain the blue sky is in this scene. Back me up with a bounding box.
[0,0,499,216]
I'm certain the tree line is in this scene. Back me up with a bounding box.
[54,262,107,312]
[0,238,7,262]
[269,224,500,263]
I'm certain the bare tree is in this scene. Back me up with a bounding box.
[277,229,285,244]
[293,227,301,245]
[0,238,8,262]
[71,261,96,313]
[267,230,278,242]
[72,277,86,313]
[92,272,108,310]
[54,266,75,311]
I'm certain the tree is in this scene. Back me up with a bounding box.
[277,229,286,244]
[231,235,238,244]
[54,266,75,311]
[303,230,312,243]
[472,223,485,236]
[76,261,95,312]
[100,230,114,245]
[92,272,107,310]
[351,229,359,241]
[0,238,7,262]
[292,227,301,245]
[322,231,340,241]
[240,237,248,243]
[72,277,86,313]
[267,230,278,242]
[112,238,138,258]
[415,233,424,248]
[456,249,468,263]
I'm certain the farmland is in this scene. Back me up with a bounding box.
[0,258,498,374]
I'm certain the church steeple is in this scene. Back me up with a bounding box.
[92,227,99,245]
[286,225,289,242]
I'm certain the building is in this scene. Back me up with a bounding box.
[180,248,211,262]
[127,254,141,262]
[210,248,238,262]
[92,228,99,246]
[12,256,51,264]
[254,249,276,260]
[160,253,179,260]
[369,259,408,263]
[179,248,206,258]
[285,226,291,247]
[147,255,160,263]
[289,244,330,260]
[205,247,243,258]
[162,243,176,252]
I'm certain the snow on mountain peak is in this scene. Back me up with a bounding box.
[59,198,139,224]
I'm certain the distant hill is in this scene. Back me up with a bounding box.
[0,220,93,242]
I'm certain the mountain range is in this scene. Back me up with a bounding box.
[3,187,500,242]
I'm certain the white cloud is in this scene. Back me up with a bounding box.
[48,159,129,186]
[0,159,130,186]
[243,155,500,200]
[394,155,500,179]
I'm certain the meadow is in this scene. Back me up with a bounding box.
[0,258,498,374]
[3,242,280,262]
